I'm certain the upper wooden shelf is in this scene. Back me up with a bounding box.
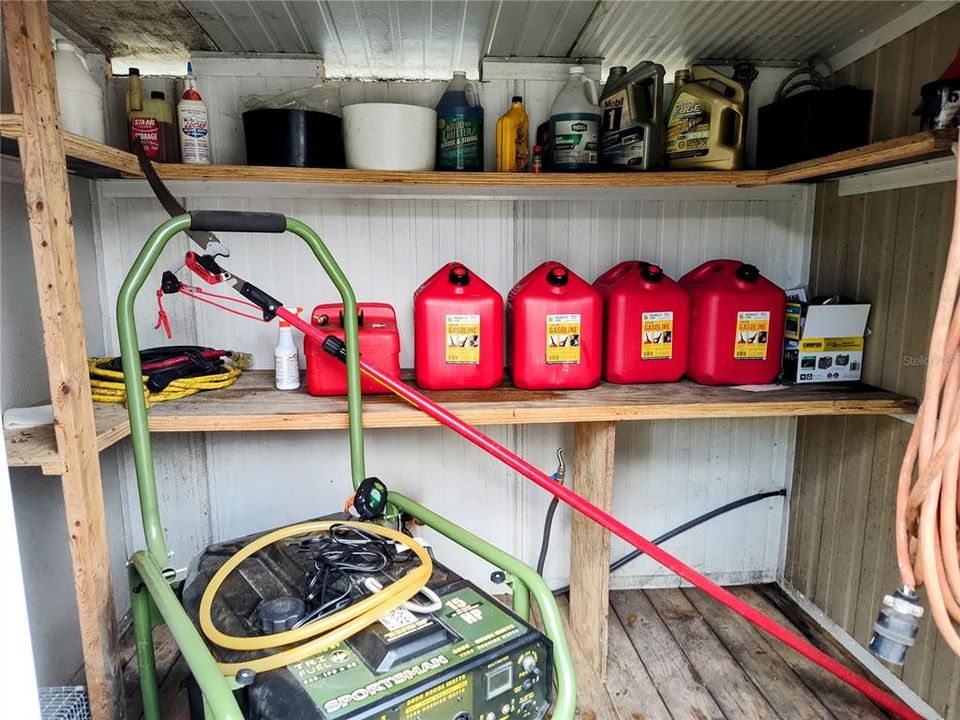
[1,114,954,190]
[6,370,916,474]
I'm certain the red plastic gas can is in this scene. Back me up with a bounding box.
[679,260,786,385]
[304,303,401,396]
[414,262,504,390]
[594,261,691,383]
[508,262,602,390]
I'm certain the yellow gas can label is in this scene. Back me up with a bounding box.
[445,314,480,364]
[734,311,770,360]
[641,311,673,359]
[547,314,581,364]
[666,92,711,159]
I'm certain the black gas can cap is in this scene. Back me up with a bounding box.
[641,264,664,283]
[449,265,471,286]
[547,266,569,286]
[735,263,760,283]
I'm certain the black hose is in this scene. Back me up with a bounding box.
[537,488,787,596]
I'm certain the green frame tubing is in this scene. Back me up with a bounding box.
[118,213,576,720]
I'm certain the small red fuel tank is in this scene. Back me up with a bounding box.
[508,262,602,390]
[414,262,504,390]
[594,261,691,383]
[304,303,401,396]
[679,260,786,385]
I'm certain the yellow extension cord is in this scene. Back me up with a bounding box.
[198,521,433,676]
[88,357,241,408]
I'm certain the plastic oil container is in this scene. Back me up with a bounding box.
[496,96,529,172]
[127,69,178,162]
[549,66,601,171]
[665,66,746,170]
[414,263,504,390]
[53,39,105,142]
[304,303,401,396]
[679,260,786,385]
[508,262,602,390]
[599,62,665,169]
[594,261,690,383]
[436,71,484,171]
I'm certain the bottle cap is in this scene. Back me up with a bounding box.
[151,91,165,100]
[608,66,627,78]
[449,264,471,286]
[547,265,569,286]
[512,96,523,103]
[279,306,303,328]
[129,67,140,76]
[186,61,194,75]
[735,263,760,283]
[641,264,664,283]
[569,66,585,74]
[453,70,466,77]
[55,39,76,51]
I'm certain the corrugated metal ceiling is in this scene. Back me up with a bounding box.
[51,1,955,78]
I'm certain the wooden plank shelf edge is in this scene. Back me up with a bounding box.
[5,371,916,473]
[2,114,953,189]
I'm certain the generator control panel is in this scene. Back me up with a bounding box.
[182,519,553,720]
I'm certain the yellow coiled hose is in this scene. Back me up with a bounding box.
[88,357,241,408]
[198,521,432,675]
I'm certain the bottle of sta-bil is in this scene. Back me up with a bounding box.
[177,62,211,164]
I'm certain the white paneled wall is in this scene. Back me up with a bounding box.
[94,180,811,590]
[91,60,813,592]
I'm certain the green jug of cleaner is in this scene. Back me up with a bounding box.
[549,66,601,171]
[599,61,665,169]
[666,66,746,170]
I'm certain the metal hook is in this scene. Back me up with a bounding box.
[554,448,566,483]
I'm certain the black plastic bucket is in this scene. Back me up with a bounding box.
[242,109,345,168]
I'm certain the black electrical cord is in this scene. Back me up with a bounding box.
[292,524,406,628]
[537,488,787,596]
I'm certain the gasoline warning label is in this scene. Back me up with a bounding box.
[445,314,480,364]
[546,314,581,364]
[641,311,673,360]
[734,311,770,360]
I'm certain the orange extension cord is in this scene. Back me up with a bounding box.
[896,132,960,656]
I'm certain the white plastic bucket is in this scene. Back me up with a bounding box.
[342,103,436,171]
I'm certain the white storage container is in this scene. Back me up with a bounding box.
[53,39,105,143]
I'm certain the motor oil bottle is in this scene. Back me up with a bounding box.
[508,262,602,390]
[665,66,746,170]
[599,62,665,170]
[496,96,529,172]
[549,66,601,171]
[127,69,178,162]
[178,62,211,165]
[304,304,401,396]
[679,260,786,385]
[594,261,690,383]
[436,71,484,171]
[414,262,504,390]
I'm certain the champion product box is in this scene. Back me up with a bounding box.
[782,300,870,383]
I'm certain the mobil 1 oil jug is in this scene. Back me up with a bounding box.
[679,260,786,385]
[594,261,690,383]
[508,262,602,390]
[414,262,504,390]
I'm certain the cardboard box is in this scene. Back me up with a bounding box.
[783,302,870,383]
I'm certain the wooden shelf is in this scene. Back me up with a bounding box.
[2,114,953,190]
[6,371,916,474]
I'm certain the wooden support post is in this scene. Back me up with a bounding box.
[569,420,616,681]
[1,2,124,719]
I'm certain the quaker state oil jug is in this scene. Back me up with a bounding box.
[666,66,746,170]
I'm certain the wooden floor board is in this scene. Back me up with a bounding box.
[119,585,900,720]
[645,589,779,720]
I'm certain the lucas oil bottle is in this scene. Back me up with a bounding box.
[549,66,601,171]
[599,62,665,169]
[666,66,746,170]
[436,71,484,171]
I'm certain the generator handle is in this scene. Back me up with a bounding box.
[117,214,367,568]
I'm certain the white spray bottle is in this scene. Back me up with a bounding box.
[275,307,302,390]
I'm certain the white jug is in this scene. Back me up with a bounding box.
[54,39,105,143]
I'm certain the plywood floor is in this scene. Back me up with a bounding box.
[118,585,891,720]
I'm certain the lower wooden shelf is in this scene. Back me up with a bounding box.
[5,371,917,474]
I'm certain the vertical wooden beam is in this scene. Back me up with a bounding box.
[569,420,616,681]
[1,3,124,719]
